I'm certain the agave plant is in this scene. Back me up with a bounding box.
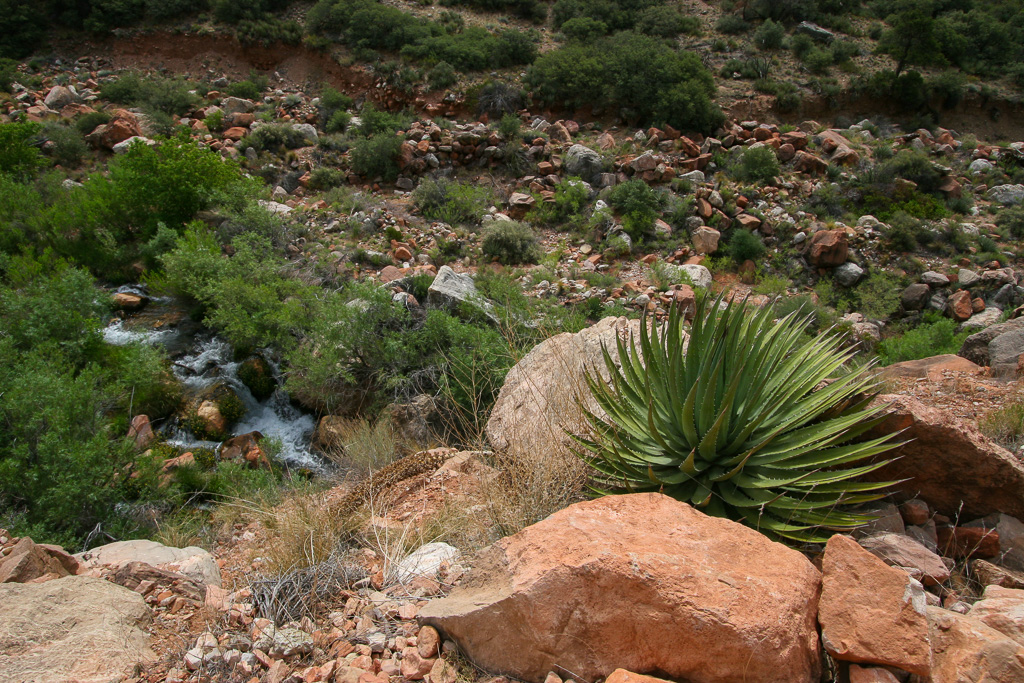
[572,294,902,543]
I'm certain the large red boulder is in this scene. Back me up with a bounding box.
[865,395,1024,519]
[419,493,822,683]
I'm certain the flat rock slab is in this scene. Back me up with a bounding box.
[0,575,153,683]
[419,493,821,683]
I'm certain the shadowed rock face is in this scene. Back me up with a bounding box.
[419,493,822,683]
[865,394,1024,519]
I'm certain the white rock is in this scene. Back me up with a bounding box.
[392,542,461,583]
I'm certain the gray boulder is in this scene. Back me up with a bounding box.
[834,262,864,287]
[959,269,982,287]
[961,307,1003,332]
[427,266,497,323]
[921,271,950,287]
[960,316,1024,373]
[43,85,76,110]
[988,184,1024,205]
[291,123,318,143]
[221,97,255,114]
[564,144,603,183]
[796,21,835,43]
[665,264,712,289]
[901,284,931,311]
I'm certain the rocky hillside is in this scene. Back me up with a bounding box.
[4,1,1024,682]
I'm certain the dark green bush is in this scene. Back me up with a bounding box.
[350,133,402,181]
[100,73,200,116]
[41,122,87,168]
[560,16,608,41]
[0,122,44,179]
[732,146,780,184]
[526,32,723,134]
[716,14,751,34]
[755,19,785,50]
[307,167,345,190]
[481,220,541,265]
[877,312,970,365]
[476,81,524,118]
[727,229,766,263]
[0,58,17,91]
[636,5,699,37]
[427,61,458,90]
[225,74,269,100]
[244,124,312,152]
[75,111,112,135]
[607,178,664,239]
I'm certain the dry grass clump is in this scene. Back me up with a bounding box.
[319,415,414,476]
[980,397,1024,453]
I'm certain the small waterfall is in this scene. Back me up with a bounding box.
[102,287,322,471]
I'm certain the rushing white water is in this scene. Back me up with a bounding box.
[102,287,322,470]
[168,337,321,470]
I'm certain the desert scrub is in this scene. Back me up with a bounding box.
[876,313,970,365]
[481,221,541,265]
[413,177,492,226]
[574,295,901,543]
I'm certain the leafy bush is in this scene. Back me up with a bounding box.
[877,312,969,365]
[636,5,699,38]
[225,74,269,100]
[607,178,664,239]
[244,124,313,152]
[573,295,900,543]
[526,32,723,134]
[732,146,780,184]
[427,61,457,90]
[755,19,785,50]
[41,122,87,168]
[481,220,541,265]
[100,72,200,116]
[413,177,492,225]
[0,122,44,179]
[307,167,345,190]
[530,177,590,227]
[0,58,17,91]
[350,133,402,181]
[476,81,524,118]
[716,14,751,34]
[75,111,112,135]
[727,229,766,263]
[997,206,1024,239]
[856,272,902,320]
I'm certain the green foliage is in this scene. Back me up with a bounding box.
[573,295,900,543]
[307,167,345,190]
[238,357,277,401]
[530,177,591,228]
[75,111,112,136]
[552,0,662,35]
[225,74,269,100]
[878,0,947,77]
[526,32,724,134]
[100,72,200,116]
[855,272,903,320]
[357,104,409,137]
[0,58,17,91]
[440,0,547,22]
[497,113,521,141]
[218,392,246,424]
[412,177,492,225]
[636,5,699,38]
[727,229,767,263]
[996,206,1024,239]
[0,122,44,179]
[754,19,786,50]
[476,81,524,118]
[877,312,970,365]
[715,14,751,34]
[481,220,541,265]
[244,123,313,152]
[731,146,780,185]
[41,122,87,168]
[607,178,664,239]
[427,61,457,90]
[0,0,47,59]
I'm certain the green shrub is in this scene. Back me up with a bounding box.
[0,122,44,179]
[357,104,409,137]
[238,356,277,401]
[100,72,200,116]
[427,61,458,90]
[218,392,246,424]
[225,74,269,100]
[636,5,698,38]
[498,113,521,141]
[574,295,899,543]
[413,177,492,225]
[307,166,345,190]
[732,145,780,184]
[481,220,541,265]
[607,178,664,239]
[856,272,903,320]
[997,206,1024,239]
[530,176,590,227]
[41,123,87,168]
[476,81,524,118]
[75,111,112,135]
[727,229,766,263]
[0,58,17,92]
[877,313,970,365]
[716,14,751,34]
[560,16,608,41]
[350,133,402,181]
[754,19,785,50]
[244,124,312,152]
[526,32,723,134]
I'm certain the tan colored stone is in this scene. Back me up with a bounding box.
[882,354,982,380]
[417,625,441,658]
[485,316,645,458]
[75,539,221,588]
[848,666,900,683]
[947,289,973,322]
[808,229,848,266]
[969,585,1024,646]
[973,560,1024,590]
[0,537,74,583]
[819,535,931,675]
[0,576,154,682]
[419,493,821,683]
[864,395,1024,519]
[604,670,674,683]
[928,606,1024,683]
